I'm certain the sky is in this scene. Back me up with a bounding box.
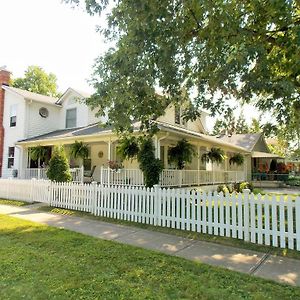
[0,0,107,93]
[0,0,260,131]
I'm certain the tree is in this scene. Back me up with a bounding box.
[47,146,72,182]
[12,65,60,97]
[66,0,299,132]
[235,112,249,134]
[212,110,248,135]
[249,118,261,133]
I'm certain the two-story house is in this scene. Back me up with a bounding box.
[1,67,250,186]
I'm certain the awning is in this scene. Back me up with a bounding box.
[252,151,283,159]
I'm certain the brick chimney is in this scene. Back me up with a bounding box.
[0,67,11,177]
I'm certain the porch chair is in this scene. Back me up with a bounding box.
[84,165,96,183]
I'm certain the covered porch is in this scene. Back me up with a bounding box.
[251,151,287,184]
[17,123,250,186]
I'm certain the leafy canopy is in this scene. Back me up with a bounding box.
[12,65,60,97]
[66,0,299,131]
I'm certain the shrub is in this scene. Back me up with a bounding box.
[46,146,72,182]
[239,181,254,192]
[137,138,163,187]
[217,184,229,194]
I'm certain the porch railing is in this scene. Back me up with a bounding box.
[24,167,84,183]
[100,167,246,187]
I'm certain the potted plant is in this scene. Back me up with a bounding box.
[229,153,244,166]
[108,160,123,172]
[29,145,47,168]
[168,139,195,169]
[117,136,139,161]
[70,141,89,167]
[201,147,225,165]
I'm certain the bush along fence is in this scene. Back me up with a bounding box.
[0,179,299,251]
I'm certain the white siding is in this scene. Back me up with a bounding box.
[25,101,61,138]
[60,94,89,129]
[2,92,26,178]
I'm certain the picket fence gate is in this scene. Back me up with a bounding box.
[0,179,299,251]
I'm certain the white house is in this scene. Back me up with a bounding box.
[0,68,250,187]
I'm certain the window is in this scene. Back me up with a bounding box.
[66,108,77,128]
[10,105,17,127]
[7,147,14,168]
[39,107,49,118]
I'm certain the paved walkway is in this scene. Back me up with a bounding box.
[263,187,300,195]
[0,203,300,287]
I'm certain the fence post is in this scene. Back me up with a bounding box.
[30,178,36,203]
[243,189,250,242]
[153,184,161,226]
[47,180,52,206]
[296,197,300,251]
[38,168,41,180]
[81,166,84,183]
[91,181,97,215]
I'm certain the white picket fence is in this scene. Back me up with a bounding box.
[0,179,50,203]
[100,167,246,187]
[24,167,84,183]
[0,179,299,251]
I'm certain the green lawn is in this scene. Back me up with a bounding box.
[0,215,299,300]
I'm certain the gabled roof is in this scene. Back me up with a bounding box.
[2,86,59,106]
[216,133,267,152]
[56,87,91,105]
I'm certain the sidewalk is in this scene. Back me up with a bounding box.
[0,203,300,287]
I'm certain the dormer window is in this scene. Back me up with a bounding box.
[66,108,77,128]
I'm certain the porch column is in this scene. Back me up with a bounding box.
[107,140,112,161]
[154,136,160,159]
[164,145,168,168]
[197,145,200,185]
[197,145,200,170]
[17,146,25,179]
[244,154,248,181]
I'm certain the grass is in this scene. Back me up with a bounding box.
[0,199,31,206]
[0,214,299,300]
[39,206,300,261]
